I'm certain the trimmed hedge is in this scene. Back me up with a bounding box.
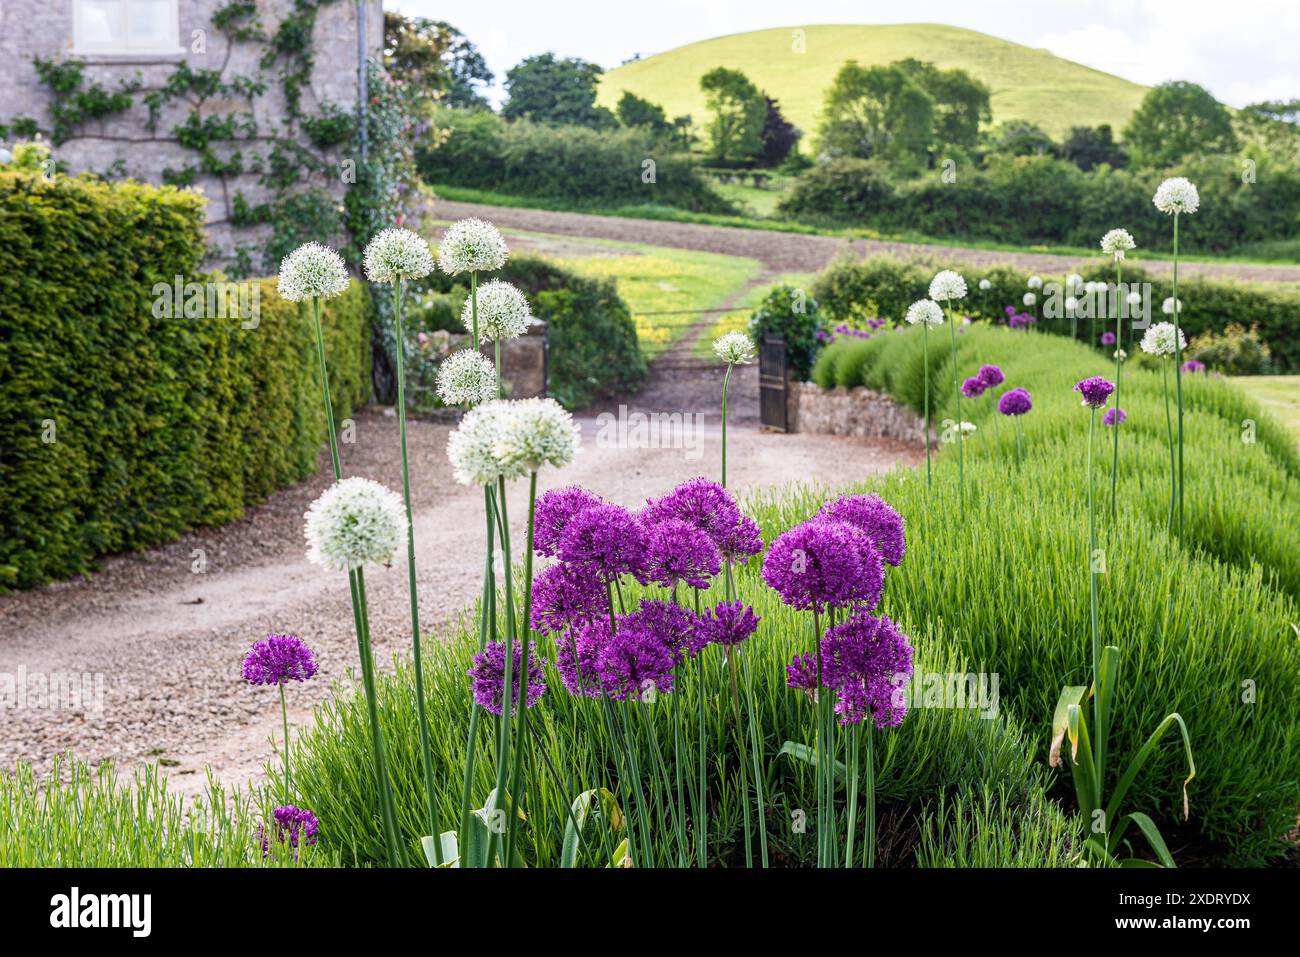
[812,255,1300,371]
[0,171,370,588]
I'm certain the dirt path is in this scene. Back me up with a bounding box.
[435,200,1300,284]
[0,408,919,796]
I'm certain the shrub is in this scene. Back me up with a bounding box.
[0,171,370,588]
[748,284,825,380]
[1187,322,1273,374]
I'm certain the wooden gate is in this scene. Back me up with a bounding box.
[759,335,788,432]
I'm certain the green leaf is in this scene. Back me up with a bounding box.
[1122,812,1176,868]
[1105,712,1196,825]
[607,837,630,869]
[779,740,847,784]
[1049,685,1088,768]
[560,787,620,868]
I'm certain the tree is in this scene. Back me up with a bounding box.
[383,14,492,111]
[896,58,991,150]
[986,119,1055,157]
[758,95,801,167]
[1123,81,1237,167]
[502,54,616,129]
[1235,100,1300,166]
[699,67,767,166]
[817,62,934,167]
[616,91,670,134]
[1060,124,1127,171]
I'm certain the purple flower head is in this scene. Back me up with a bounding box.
[820,612,914,728]
[258,805,320,857]
[557,503,646,579]
[467,640,546,716]
[815,494,906,567]
[1004,305,1016,317]
[596,616,676,701]
[1102,407,1127,427]
[698,600,760,651]
[1182,359,1206,374]
[786,653,819,702]
[998,387,1033,416]
[1074,376,1116,409]
[717,514,764,564]
[1100,331,1117,346]
[530,561,606,636]
[242,634,317,686]
[762,519,885,612]
[641,478,742,549]
[638,518,721,590]
[623,598,701,662]
[961,376,986,398]
[977,364,1004,388]
[555,619,608,698]
[534,486,604,557]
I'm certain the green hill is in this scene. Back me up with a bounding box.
[598,23,1148,143]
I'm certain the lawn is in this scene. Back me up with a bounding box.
[690,271,817,358]
[1232,376,1300,444]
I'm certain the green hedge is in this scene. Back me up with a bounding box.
[418,108,735,213]
[811,256,1300,371]
[0,171,370,588]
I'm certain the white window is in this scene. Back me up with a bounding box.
[73,0,183,55]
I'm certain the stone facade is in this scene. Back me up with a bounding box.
[0,0,383,264]
[786,381,929,444]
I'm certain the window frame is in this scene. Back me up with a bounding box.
[71,0,186,57]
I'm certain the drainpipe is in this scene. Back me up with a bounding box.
[356,0,368,163]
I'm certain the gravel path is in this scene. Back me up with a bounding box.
[0,407,919,795]
[436,200,1300,283]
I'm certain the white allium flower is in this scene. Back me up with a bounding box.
[928,270,967,301]
[1162,297,1183,314]
[1067,273,1083,289]
[1027,275,1043,289]
[438,217,508,275]
[465,280,532,342]
[447,400,528,487]
[304,477,407,572]
[1100,228,1136,261]
[1153,177,1200,215]
[1140,322,1187,357]
[1022,292,1037,307]
[1114,348,1128,361]
[493,397,581,473]
[1126,291,1143,307]
[1065,296,1078,314]
[958,421,977,435]
[278,242,350,302]
[436,349,496,407]
[905,299,945,326]
[713,331,756,365]
[363,228,435,283]
[978,278,992,291]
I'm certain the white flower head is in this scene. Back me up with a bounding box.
[304,477,407,572]
[928,270,967,302]
[438,217,508,275]
[1139,321,1187,357]
[1022,292,1036,307]
[958,421,977,435]
[905,299,945,326]
[978,278,992,291]
[1153,177,1200,215]
[1067,273,1083,289]
[364,228,435,284]
[1126,291,1143,307]
[1027,275,1043,289]
[447,400,528,487]
[1114,348,1128,362]
[1162,297,1183,315]
[493,397,581,473]
[278,242,350,302]
[1100,228,1136,261]
[465,280,532,342]
[713,331,756,365]
[436,349,496,407]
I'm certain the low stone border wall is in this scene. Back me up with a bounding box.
[786,381,927,444]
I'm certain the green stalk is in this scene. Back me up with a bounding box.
[844,722,859,867]
[721,361,733,487]
[505,472,539,866]
[694,589,707,867]
[725,646,753,867]
[1110,261,1123,520]
[1086,406,1103,781]
[1161,362,1176,533]
[353,568,404,867]
[310,297,342,481]
[1171,213,1185,535]
[862,723,876,868]
[278,682,291,805]
[728,562,768,867]
[812,607,827,867]
[946,307,964,505]
[457,485,497,863]
[1015,414,1023,466]
[922,321,932,486]
[489,474,518,866]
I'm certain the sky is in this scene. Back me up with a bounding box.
[388,0,1300,108]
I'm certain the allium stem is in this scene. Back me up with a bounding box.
[922,322,932,487]
[694,589,707,867]
[863,723,876,868]
[278,681,291,805]
[1110,262,1123,520]
[1162,363,1176,533]
[1086,406,1101,768]
[310,297,342,481]
[458,485,497,864]
[489,474,518,867]
[721,362,734,488]
[946,307,965,506]
[1172,213,1185,535]
[845,722,859,867]
[504,471,539,866]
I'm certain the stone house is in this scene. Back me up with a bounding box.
[0,0,384,265]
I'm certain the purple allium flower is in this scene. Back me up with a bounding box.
[555,619,608,698]
[1004,305,1016,317]
[815,494,906,567]
[530,561,606,636]
[977,364,1005,387]
[242,634,318,685]
[623,598,701,662]
[468,639,546,715]
[697,600,760,651]
[998,387,1033,416]
[717,514,764,564]
[1100,330,1117,346]
[1074,376,1116,409]
[557,503,647,579]
[596,616,676,700]
[761,519,885,612]
[1181,359,1206,374]
[820,612,914,728]
[786,653,819,701]
[259,805,320,857]
[641,478,742,549]
[1102,407,1127,427]
[961,376,986,398]
[533,486,604,557]
[638,518,721,590]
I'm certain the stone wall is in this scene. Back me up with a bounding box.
[786,381,928,444]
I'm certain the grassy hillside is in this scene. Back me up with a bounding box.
[598,23,1148,142]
